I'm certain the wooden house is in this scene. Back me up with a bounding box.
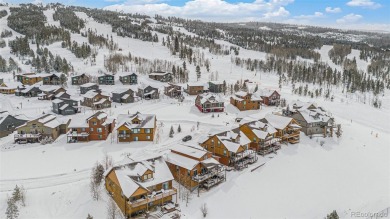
[164,83,182,98]
[111,86,138,103]
[199,129,257,170]
[38,87,68,100]
[148,71,172,82]
[71,73,89,85]
[185,82,205,95]
[0,111,28,138]
[14,114,68,143]
[165,144,225,191]
[118,72,138,85]
[15,85,42,97]
[230,91,262,111]
[98,73,115,85]
[16,73,42,85]
[138,85,159,100]
[79,83,99,94]
[0,82,23,94]
[258,89,280,106]
[52,98,80,115]
[259,114,301,144]
[116,112,156,142]
[195,94,224,113]
[67,111,115,143]
[208,81,224,93]
[41,73,62,85]
[81,90,111,109]
[104,156,177,218]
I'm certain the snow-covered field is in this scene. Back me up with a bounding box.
[0,6,389,219]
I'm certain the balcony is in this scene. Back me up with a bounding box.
[118,133,130,138]
[192,166,225,182]
[130,189,177,208]
[258,143,281,156]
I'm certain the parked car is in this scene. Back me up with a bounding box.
[182,135,192,142]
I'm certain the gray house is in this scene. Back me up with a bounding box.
[138,85,159,100]
[98,74,115,85]
[119,73,137,85]
[148,71,172,82]
[15,85,42,97]
[52,98,80,115]
[0,111,28,138]
[112,87,137,103]
[208,81,224,93]
[80,83,99,94]
[71,74,89,85]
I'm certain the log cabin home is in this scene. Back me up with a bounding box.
[0,82,23,94]
[208,81,224,93]
[185,82,205,95]
[41,73,62,85]
[71,73,89,85]
[14,114,68,144]
[165,144,225,191]
[15,85,42,97]
[258,89,280,106]
[81,90,112,110]
[118,72,138,85]
[195,94,224,113]
[164,83,182,98]
[104,156,178,218]
[199,128,257,170]
[38,87,68,100]
[148,71,173,82]
[259,114,301,144]
[16,73,42,85]
[79,83,99,94]
[116,112,156,143]
[98,73,115,85]
[0,111,28,138]
[111,86,138,103]
[138,85,159,100]
[230,91,262,111]
[67,111,115,143]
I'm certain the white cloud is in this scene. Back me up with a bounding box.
[346,0,381,9]
[294,11,323,19]
[325,7,341,13]
[336,13,363,24]
[120,0,167,5]
[104,0,294,22]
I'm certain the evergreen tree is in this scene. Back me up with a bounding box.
[177,124,181,133]
[12,185,21,202]
[326,210,339,219]
[86,214,93,219]
[6,198,18,219]
[169,126,174,138]
[174,36,179,53]
[223,80,227,95]
[196,65,201,81]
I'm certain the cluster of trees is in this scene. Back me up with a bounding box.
[0,9,7,18]
[328,44,352,65]
[5,185,26,219]
[53,7,85,33]
[1,29,13,38]
[31,47,73,73]
[68,41,91,59]
[86,29,117,50]
[0,56,19,72]
[9,37,31,58]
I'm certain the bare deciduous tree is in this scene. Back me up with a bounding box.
[200,203,208,218]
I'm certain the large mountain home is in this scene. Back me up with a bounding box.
[52,98,80,115]
[41,73,62,85]
[15,85,42,97]
[165,144,225,191]
[199,128,257,170]
[104,156,178,218]
[116,112,156,143]
[0,82,23,94]
[38,87,68,100]
[16,73,42,85]
[80,83,99,94]
[195,94,224,113]
[14,114,68,143]
[148,71,172,82]
[185,82,205,95]
[0,111,28,138]
[258,89,280,106]
[239,119,281,155]
[111,87,138,103]
[164,83,182,98]
[98,73,115,85]
[138,85,159,100]
[81,90,111,109]
[230,91,262,111]
[284,102,335,137]
[259,114,301,144]
[71,73,89,85]
[67,111,115,143]
[119,72,138,85]
[208,81,224,93]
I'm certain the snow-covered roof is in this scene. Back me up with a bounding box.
[252,129,269,139]
[52,99,63,104]
[209,81,224,85]
[298,109,332,124]
[220,139,242,152]
[112,85,137,94]
[187,82,204,87]
[80,83,97,88]
[1,81,23,89]
[149,71,171,76]
[165,152,199,170]
[83,90,99,99]
[264,114,293,130]
[171,144,208,159]
[117,112,156,130]
[68,111,108,128]
[117,72,137,77]
[198,93,223,104]
[256,88,278,97]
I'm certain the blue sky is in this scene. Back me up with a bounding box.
[5,0,390,31]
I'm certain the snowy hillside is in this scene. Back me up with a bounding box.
[0,3,389,219]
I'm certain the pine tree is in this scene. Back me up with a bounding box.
[223,80,227,95]
[326,210,339,219]
[196,65,201,81]
[169,126,174,138]
[6,198,18,219]
[86,214,93,219]
[174,36,179,53]
[12,185,21,202]
[336,124,342,138]
[177,125,181,133]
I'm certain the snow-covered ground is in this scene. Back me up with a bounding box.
[0,6,389,219]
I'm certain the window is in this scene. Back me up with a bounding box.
[134,137,139,141]
[32,124,37,128]
[162,182,169,190]
[98,135,102,139]
[92,122,97,126]
[90,128,94,132]
[146,136,151,140]
[148,174,152,179]
[132,129,139,134]
[193,169,198,176]
[144,175,147,180]
[253,138,257,142]
[223,149,227,156]
[176,165,179,171]
[97,128,102,133]
[187,170,191,176]
[145,129,150,133]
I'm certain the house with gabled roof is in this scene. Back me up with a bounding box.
[118,72,138,85]
[257,89,280,106]
[79,83,99,94]
[148,71,172,82]
[164,83,182,98]
[230,91,262,111]
[52,98,80,115]
[98,73,115,85]
[138,85,159,100]
[104,156,178,218]
[38,87,68,100]
[15,85,42,97]
[67,111,115,142]
[116,112,156,142]
[0,111,28,138]
[195,94,224,113]
[71,73,89,85]
[259,114,301,144]
[185,82,205,95]
[208,81,224,93]
[111,86,138,103]
[0,81,23,94]
[81,90,111,109]
[41,73,62,85]
[165,144,225,191]
[16,73,42,85]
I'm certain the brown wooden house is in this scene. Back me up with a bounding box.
[259,114,301,144]
[230,91,262,111]
[41,73,62,85]
[67,111,115,143]
[38,87,68,100]
[164,83,182,98]
[71,73,89,85]
[105,156,177,218]
[195,94,224,113]
[16,73,42,85]
[81,90,111,109]
[116,112,156,143]
[258,89,280,106]
[0,82,23,94]
[185,82,205,95]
